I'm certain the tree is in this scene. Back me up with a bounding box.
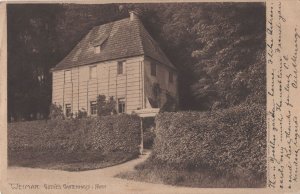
[134,3,265,110]
[7,4,63,120]
[7,3,266,120]
[189,3,266,110]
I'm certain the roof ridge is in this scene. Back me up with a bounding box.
[135,18,146,56]
[92,17,129,30]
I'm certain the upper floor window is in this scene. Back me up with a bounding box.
[90,101,97,115]
[118,98,126,113]
[89,66,97,79]
[94,45,101,54]
[117,61,124,75]
[64,70,71,83]
[169,71,174,83]
[151,63,156,76]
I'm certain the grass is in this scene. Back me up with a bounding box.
[116,157,266,188]
[8,150,137,171]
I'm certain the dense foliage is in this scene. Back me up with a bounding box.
[8,114,141,157]
[49,103,64,120]
[97,95,117,116]
[7,3,265,120]
[152,104,266,179]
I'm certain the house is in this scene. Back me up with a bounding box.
[50,11,178,116]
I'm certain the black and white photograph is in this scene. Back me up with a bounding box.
[4,2,268,192]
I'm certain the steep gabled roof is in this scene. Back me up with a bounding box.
[52,17,175,71]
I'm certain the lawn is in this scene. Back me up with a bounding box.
[116,157,266,188]
[9,150,136,171]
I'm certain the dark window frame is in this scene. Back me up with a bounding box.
[117,61,124,75]
[90,101,97,115]
[64,70,71,83]
[118,98,126,113]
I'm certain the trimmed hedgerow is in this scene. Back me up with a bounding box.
[152,104,266,179]
[8,114,141,160]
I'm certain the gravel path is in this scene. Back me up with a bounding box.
[4,150,257,194]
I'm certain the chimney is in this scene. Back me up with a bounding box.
[129,10,139,21]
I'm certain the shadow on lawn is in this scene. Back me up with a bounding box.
[115,157,266,188]
[8,150,138,171]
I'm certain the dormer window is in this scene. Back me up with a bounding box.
[94,45,101,54]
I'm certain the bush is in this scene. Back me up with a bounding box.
[8,114,141,159]
[49,103,64,120]
[76,108,88,119]
[152,104,266,179]
[97,95,117,116]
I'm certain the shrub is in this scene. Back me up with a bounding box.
[152,104,266,179]
[85,114,141,154]
[8,114,141,158]
[97,95,117,116]
[76,108,88,119]
[49,103,64,120]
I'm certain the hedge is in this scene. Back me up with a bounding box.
[152,104,266,179]
[8,114,141,157]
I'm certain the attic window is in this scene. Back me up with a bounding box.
[94,45,101,54]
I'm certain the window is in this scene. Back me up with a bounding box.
[151,63,156,76]
[89,66,97,79]
[169,71,173,83]
[94,45,101,54]
[90,101,97,115]
[117,61,124,75]
[118,98,126,113]
[65,104,71,117]
[64,70,71,83]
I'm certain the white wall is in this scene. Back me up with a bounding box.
[52,56,144,115]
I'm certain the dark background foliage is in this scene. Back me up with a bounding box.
[7,3,265,121]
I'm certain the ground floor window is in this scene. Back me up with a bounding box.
[118,98,126,113]
[90,101,97,115]
[65,104,71,117]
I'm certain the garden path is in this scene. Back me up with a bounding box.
[5,150,256,194]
